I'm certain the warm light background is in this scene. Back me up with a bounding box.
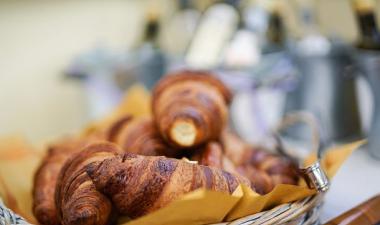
[1,0,378,144]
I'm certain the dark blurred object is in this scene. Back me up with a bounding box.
[135,11,166,89]
[266,11,284,44]
[353,0,380,50]
[284,42,362,142]
[324,194,380,225]
[264,2,286,53]
[65,47,120,80]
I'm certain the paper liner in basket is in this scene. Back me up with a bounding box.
[121,186,243,225]
[0,136,41,224]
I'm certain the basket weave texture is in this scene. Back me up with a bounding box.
[0,194,322,225]
[0,200,29,225]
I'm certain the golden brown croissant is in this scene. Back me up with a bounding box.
[152,70,232,149]
[100,114,133,143]
[242,147,299,184]
[235,165,274,194]
[191,142,224,169]
[86,151,250,219]
[220,130,250,165]
[191,142,277,194]
[32,137,95,225]
[236,160,299,194]
[55,142,121,225]
[221,130,300,193]
[191,142,238,175]
[113,117,178,157]
[96,114,177,157]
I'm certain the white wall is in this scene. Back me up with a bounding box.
[0,0,145,143]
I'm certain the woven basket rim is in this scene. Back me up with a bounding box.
[209,193,322,225]
[0,194,322,225]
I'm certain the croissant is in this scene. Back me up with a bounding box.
[32,137,95,225]
[235,165,274,194]
[86,151,250,219]
[95,114,177,157]
[191,142,277,194]
[55,142,121,225]
[191,142,224,169]
[113,117,178,157]
[242,147,299,183]
[221,130,300,193]
[152,70,232,149]
[220,130,250,165]
[191,142,238,175]
[100,114,133,143]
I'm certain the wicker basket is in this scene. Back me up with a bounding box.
[0,200,29,225]
[220,194,323,225]
[0,194,323,225]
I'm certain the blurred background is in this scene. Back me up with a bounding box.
[1,0,376,143]
[1,0,380,222]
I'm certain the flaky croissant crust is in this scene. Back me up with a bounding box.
[152,70,232,106]
[55,142,121,225]
[33,137,96,225]
[86,151,250,219]
[152,71,232,148]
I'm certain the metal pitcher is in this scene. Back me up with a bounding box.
[284,44,362,142]
[356,50,380,159]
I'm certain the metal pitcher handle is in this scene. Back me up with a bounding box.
[273,112,330,193]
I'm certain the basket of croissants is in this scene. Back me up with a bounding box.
[1,70,333,225]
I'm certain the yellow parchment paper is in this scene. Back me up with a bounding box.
[122,186,243,225]
[0,84,365,225]
[0,136,41,224]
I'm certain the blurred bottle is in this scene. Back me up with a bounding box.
[185,2,239,69]
[295,2,331,56]
[353,0,380,50]
[161,0,200,56]
[223,0,261,68]
[136,11,166,89]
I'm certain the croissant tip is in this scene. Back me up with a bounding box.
[169,120,197,147]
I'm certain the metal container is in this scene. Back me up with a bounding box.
[356,50,380,159]
[284,44,362,142]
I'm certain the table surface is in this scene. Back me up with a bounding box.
[320,146,380,223]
